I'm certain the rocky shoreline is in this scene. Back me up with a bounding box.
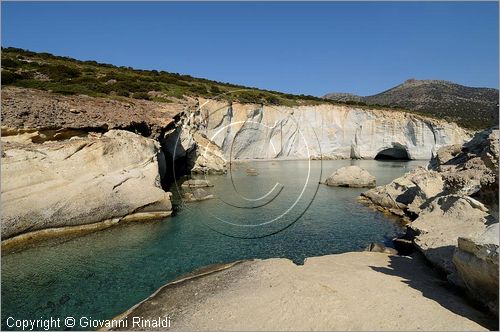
[1,130,174,249]
[101,127,499,331]
[360,127,499,315]
[1,86,470,248]
[1,87,497,329]
[0,88,227,248]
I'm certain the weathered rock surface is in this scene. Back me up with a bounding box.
[325,165,376,188]
[109,253,496,331]
[189,133,227,174]
[163,123,227,175]
[366,242,398,255]
[453,223,499,314]
[193,99,470,160]
[360,127,499,314]
[181,179,213,188]
[2,88,470,167]
[2,87,229,175]
[1,87,186,139]
[359,167,427,217]
[246,167,258,176]
[430,127,499,204]
[183,188,214,202]
[409,195,491,274]
[1,130,172,240]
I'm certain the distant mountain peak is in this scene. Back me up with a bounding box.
[324,79,499,129]
[403,78,453,85]
[322,92,362,102]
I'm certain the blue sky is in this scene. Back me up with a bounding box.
[2,2,498,96]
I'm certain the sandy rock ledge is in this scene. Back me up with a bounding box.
[107,252,496,331]
[1,130,173,247]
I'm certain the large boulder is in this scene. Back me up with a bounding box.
[1,130,172,240]
[325,166,376,188]
[453,223,499,315]
[361,166,445,217]
[409,195,491,274]
[360,166,429,217]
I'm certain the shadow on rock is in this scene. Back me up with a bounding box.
[369,253,498,330]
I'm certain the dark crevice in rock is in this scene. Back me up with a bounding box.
[375,147,410,160]
[116,121,153,137]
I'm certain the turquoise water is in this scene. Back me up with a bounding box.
[1,160,425,330]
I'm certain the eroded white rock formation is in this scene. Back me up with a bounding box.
[190,100,470,160]
[360,127,499,314]
[1,130,172,241]
[163,122,227,175]
[454,223,499,314]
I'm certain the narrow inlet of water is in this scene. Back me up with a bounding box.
[1,159,426,330]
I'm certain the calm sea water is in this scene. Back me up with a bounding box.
[1,160,426,330]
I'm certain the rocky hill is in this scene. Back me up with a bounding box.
[325,79,499,129]
[321,92,362,103]
[0,47,334,109]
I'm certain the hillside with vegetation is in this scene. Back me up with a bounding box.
[1,47,332,107]
[325,79,499,129]
[2,48,497,129]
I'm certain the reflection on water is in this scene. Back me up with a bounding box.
[1,160,426,330]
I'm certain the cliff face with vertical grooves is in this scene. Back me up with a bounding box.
[191,100,471,161]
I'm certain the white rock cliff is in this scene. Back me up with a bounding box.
[190,100,470,160]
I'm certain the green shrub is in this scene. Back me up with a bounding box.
[52,87,77,95]
[132,91,150,100]
[188,84,208,95]
[82,66,96,73]
[38,52,56,59]
[1,71,22,84]
[114,81,148,92]
[72,76,101,84]
[138,76,155,82]
[42,64,81,80]
[116,89,130,97]
[2,58,20,68]
[265,95,281,105]
[210,85,221,94]
[94,84,114,94]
